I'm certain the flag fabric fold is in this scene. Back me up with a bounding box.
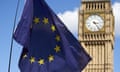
[14,0,91,72]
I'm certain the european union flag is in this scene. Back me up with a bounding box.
[14,0,91,72]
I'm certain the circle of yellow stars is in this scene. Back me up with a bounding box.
[24,17,62,65]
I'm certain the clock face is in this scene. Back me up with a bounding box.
[86,15,104,32]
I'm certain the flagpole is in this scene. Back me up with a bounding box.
[8,0,20,72]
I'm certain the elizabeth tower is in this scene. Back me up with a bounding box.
[78,0,114,72]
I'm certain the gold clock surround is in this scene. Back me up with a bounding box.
[85,14,104,32]
[84,13,105,33]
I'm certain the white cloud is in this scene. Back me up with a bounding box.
[112,2,120,37]
[57,8,78,36]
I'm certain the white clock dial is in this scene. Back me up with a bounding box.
[86,15,104,32]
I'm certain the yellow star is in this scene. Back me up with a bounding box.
[38,59,44,65]
[43,17,49,24]
[48,55,54,62]
[54,45,61,53]
[23,54,27,59]
[55,35,60,42]
[51,25,56,32]
[30,57,35,64]
[33,17,40,24]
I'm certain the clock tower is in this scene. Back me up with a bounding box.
[78,0,114,72]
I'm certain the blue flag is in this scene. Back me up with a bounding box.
[14,0,91,72]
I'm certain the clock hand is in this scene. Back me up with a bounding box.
[93,21,98,24]
[95,24,100,30]
[93,21,100,30]
[93,21,96,24]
